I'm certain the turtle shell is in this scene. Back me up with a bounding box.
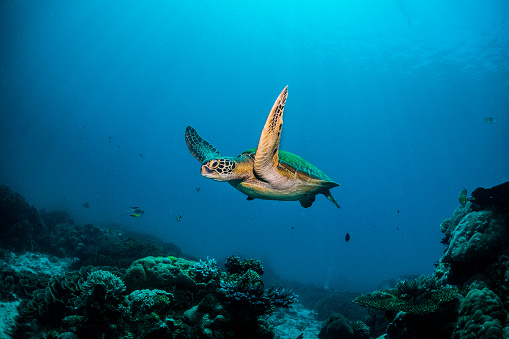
[240,148,336,183]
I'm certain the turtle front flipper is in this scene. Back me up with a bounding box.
[185,126,222,163]
[254,86,288,182]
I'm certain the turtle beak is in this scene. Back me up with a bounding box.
[201,164,219,180]
[201,164,228,181]
[201,165,213,176]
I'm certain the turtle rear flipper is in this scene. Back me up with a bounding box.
[300,195,316,208]
[185,126,222,163]
[323,189,340,209]
[300,189,340,209]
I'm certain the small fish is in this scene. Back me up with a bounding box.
[82,202,89,208]
[196,187,201,192]
[345,233,350,242]
[128,206,144,217]
[139,153,143,157]
[458,188,467,204]
[397,209,400,214]
[176,215,182,222]
[485,117,495,124]
[291,226,295,230]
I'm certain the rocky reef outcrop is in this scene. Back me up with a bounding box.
[352,181,509,339]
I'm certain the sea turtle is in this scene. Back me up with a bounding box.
[185,86,340,209]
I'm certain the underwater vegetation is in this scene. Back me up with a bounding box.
[353,181,509,339]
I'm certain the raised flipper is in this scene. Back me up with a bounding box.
[185,126,222,163]
[254,86,288,181]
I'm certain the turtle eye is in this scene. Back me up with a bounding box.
[210,160,218,168]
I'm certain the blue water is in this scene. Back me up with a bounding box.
[1,0,508,291]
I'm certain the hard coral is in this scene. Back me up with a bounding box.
[15,266,126,337]
[123,256,196,291]
[318,313,370,339]
[121,289,174,321]
[445,210,508,263]
[79,270,126,300]
[219,268,298,316]
[192,257,220,283]
[396,275,439,299]
[453,281,507,339]
[354,275,458,315]
[224,256,264,275]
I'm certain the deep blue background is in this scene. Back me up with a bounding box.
[1,0,508,291]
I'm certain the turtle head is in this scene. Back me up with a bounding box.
[201,157,238,181]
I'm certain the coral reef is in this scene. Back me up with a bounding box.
[318,313,370,339]
[353,274,458,315]
[0,187,302,337]
[353,182,509,339]
[0,184,183,267]
[6,181,508,338]
[81,237,175,269]
[11,254,297,338]
[0,185,47,253]
[471,181,509,212]
[224,255,264,276]
[219,256,298,317]
[192,257,221,283]
[454,280,506,339]
[123,256,197,291]
[444,210,508,263]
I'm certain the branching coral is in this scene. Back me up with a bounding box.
[219,268,297,315]
[192,257,220,283]
[224,256,264,275]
